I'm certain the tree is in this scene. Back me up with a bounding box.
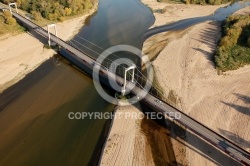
[59,16,65,22]
[31,10,41,20]
[3,11,12,18]
[0,0,96,20]
[6,17,16,25]
[215,14,250,71]
[64,7,72,16]
[3,11,16,25]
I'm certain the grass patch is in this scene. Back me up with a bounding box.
[149,65,180,108]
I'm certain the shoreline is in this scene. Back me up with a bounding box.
[142,0,250,165]
[0,1,98,93]
[57,2,99,41]
[97,106,118,166]
[99,104,176,165]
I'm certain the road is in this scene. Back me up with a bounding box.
[10,10,250,165]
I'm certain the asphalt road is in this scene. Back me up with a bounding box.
[11,11,250,165]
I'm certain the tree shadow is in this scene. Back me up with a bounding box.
[218,128,250,150]
[234,93,250,105]
[193,21,221,49]
[190,21,221,68]
[237,24,250,48]
[192,47,215,64]
[221,93,250,116]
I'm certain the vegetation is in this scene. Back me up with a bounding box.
[183,0,233,5]
[214,14,250,71]
[167,90,178,106]
[0,0,96,21]
[0,10,25,35]
[157,0,233,5]
[3,10,16,24]
[0,0,96,36]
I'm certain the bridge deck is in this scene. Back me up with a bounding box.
[10,11,250,165]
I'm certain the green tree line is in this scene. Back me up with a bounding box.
[1,0,96,21]
[183,0,233,5]
[214,14,250,72]
[157,0,233,5]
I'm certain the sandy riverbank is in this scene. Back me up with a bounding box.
[99,105,176,165]
[142,0,250,165]
[0,3,98,93]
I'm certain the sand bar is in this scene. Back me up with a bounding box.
[0,3,98,93]
[142,0,250,165]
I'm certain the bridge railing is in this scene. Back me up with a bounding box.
[12,10,169,107]
[96,59,167,103]
[9,11,250,164]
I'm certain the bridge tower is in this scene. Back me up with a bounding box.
[8,3,18,15]
[47,24,57,46]
[121,65,136,96]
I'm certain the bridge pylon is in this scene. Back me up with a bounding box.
[47,24,57,46]
[8,3,18,15]
[121,65,136,96]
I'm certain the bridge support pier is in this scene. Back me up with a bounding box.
[8,3,18,15]
[121,65,136,96]
[47,24,57,46]
[1,9,7,12]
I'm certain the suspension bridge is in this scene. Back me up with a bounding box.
[2,4,250,165]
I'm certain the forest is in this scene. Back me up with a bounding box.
[157,0,233,5]
[214,14,250,72]
[0,0,96,21]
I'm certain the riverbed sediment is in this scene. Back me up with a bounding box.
[99,104,177,165]
[0,1,98,93]
[142,0,250,165]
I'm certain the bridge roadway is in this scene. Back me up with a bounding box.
[11,11,250,165]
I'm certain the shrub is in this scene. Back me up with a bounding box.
[58,16,65,22]
[6,17,16,25]
[31,11,41,21]
[3,11,11,18]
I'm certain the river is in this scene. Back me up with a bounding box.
[2,0,249,165]
[71,0,154,65]
[0,0,154,165]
